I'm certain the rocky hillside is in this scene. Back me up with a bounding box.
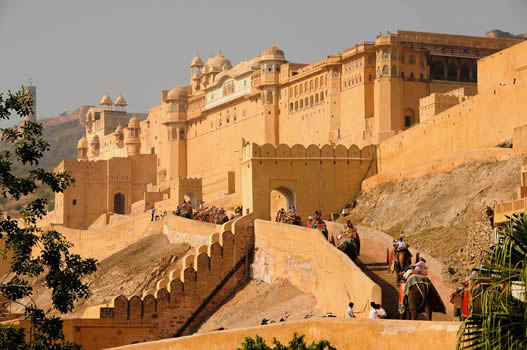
[342,158,520,283]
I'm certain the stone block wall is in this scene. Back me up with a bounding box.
[100,214,254,339]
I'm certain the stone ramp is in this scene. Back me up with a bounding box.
[356,253,451,321]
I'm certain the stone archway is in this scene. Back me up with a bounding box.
[114,192,125,214]
[270,186,297,221]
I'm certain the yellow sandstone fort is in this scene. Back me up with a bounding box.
[33,29,527,349]
[53,30,521,229]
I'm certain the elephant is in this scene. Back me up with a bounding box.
[400,276,446,320]
[393,248,412,285]
[337,239,358,262]
[449,282,489,320]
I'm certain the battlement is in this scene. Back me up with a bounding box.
[101,214,254,338]
[241,141,375,162]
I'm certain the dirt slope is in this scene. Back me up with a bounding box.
[198,279,321,332]
[343,158,520,282]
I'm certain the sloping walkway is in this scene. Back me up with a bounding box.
[356,253,451,321]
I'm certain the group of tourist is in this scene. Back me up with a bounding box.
[344,301,390,319]
[274,207,301,225]
[150,200,243,225]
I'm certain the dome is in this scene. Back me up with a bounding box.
[166,86,188,101]
[90,134,100,145]
[77,136,88,149]
[261,44,285,60]
[208,50,232,71]
[99,92,113,106]
[128,115,139,127]
[114,94,127,107]
[190,55,204,67]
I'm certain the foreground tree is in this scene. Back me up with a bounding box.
[0,87,97,349]
[238,332,335,350]
[457,213,527,350]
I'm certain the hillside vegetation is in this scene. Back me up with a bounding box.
[343,158,520,282]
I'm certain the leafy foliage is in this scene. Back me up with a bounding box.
[238,332,336,350]
[457,213,527,350]
[0,87,97,349]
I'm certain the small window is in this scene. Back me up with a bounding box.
[420,73,424,80]
[72,199,77,205]
[405,116,412,128]
[409,55,416,65]
[410,72,414,79]
[151,147,155,154]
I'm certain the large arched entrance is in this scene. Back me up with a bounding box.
[270,186,296,221]
[114,193,125,214]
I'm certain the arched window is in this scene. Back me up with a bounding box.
[310,95,314,105]
[305,97,308,107]
[294,86,298,96]
[315,94,319,103]
[299,99,303,108]
[290,103,293,112]
[310,80,313,89]
[295,101,298,111]
[383,50,389,60]
[304,82,308,92]
[382,65,389,76]
[315,79,319,89]
[404,108,415,128]
[320,92,324,101]
[289,87,293,96]
[299,84,303,94]
[219,119,223,127]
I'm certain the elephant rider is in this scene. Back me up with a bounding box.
[403,257,428,280]
[306,216,314,228]
[395,236,409,250]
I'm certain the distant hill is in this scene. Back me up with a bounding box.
[1,106,147,212]
[486,29,527,40]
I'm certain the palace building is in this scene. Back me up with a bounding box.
[55,30,521,228]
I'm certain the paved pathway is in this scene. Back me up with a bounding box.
[356,253,451,321]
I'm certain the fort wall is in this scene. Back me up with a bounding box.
[374,40,527,182]
[99,214,254,338]
[241,142,376,220]
[252,219,381,316]
[108,318,460,350]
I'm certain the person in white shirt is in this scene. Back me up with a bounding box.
[369,302,380,319]
[396,236,408,249]
[376,304,388,319]
[345,302,355,318]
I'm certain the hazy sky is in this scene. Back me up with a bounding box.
[1,0,525,128]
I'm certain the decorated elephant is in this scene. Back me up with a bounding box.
[399,275,446,320]
[337,236,358,262]
[450,281,490,320]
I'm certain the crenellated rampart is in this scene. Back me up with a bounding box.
[99,214,254,338]
[242,140,376,162]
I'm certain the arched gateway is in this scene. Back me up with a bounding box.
[241,141,376,222]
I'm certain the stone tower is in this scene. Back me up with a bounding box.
[259,44,286,145]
